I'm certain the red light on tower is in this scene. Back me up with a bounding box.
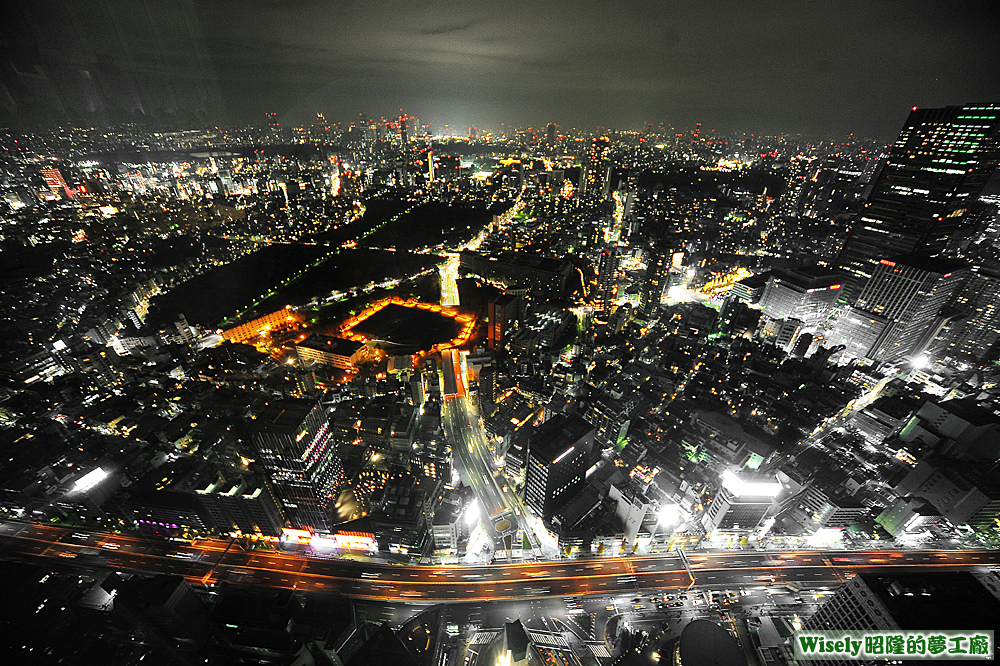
[880,260,896,267]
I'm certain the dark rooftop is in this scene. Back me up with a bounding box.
[528,413,595,462]
[251,398,318,434]
[888,253,970,275]
[860,572,1000,631]
[297,334,365,356]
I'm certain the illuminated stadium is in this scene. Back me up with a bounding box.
[339,297,475,353]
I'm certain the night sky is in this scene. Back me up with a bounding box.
[3,0,999,138]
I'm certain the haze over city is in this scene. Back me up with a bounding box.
[3,1,1000,136]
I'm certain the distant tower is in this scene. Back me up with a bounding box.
[266,112,281,142]
[546,122,557,144]
[427,149,435,182]
[398,111,409,144]
[315,112,330,141]
[836,104,1000,293]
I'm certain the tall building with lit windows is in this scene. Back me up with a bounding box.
[248,398,342,531]
[835,104,1000,293]
[595,246,619,311]
[758,266,843,328]
[936,264,1000,363]
[587,136,611,192]
[315,112,330,141]
[702,471,781,534]
[640,245,672,316]
[487,293,520,350]
[833,254,969,364]
[40,166,70,197]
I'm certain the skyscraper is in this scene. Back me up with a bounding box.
[248,398,342,531]
[587,136,611,192]
[595,246,619,311]
[524,414,595,520]
[936,265,1000,363]
[40,166,70,197]
[836,104,1000,291]
[315,112,330,142]
[545,122,557,144]
[804,572,1000,660]
[758,266,843,328]
[487,293,520,350]
[833,254,969,364]
[640,245,671,316]
[266,112,279,132]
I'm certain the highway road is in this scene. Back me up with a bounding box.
[1,521,997,603]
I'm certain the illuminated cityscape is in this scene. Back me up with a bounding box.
[0,2,999,665]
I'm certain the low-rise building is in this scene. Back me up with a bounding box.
[294,335,366,369]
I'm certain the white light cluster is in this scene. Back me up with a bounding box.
[721,470,781,497]
[74,467,108,492]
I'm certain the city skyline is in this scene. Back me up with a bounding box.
[1,1,999,138]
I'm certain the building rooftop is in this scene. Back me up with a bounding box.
[251,398,317,434]
[773,265,845,289]
[735,272,770,289]
[528,413,595,463]
[859,572,1000,631]
[886,253,970,275]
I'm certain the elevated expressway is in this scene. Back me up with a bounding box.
[1,522,996,603]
